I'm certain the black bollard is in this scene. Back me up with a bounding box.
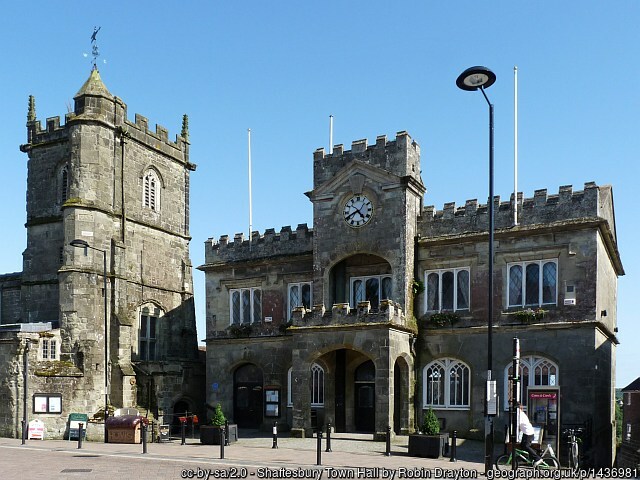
[272,421,278,449]
[77,423,84,449]
[385,425,391,456]
[225,420,230,446]
[21,419,26,445]
[181,419,186,445]
[142,422,148,454]
[316,429,323,466]
[450,430,457,462]
[220,427,225,459]
[325,423,332,452]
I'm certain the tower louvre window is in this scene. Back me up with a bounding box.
[143,170,160,211]
[60,166,69,204]
[139,313,158,361]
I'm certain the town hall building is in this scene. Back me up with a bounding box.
[200,131,623,467]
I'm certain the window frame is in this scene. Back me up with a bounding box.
[142,169,160,212]
[39,337,59,361]
[288,282,312,321]
[503,356,559,409]
[507,260,558,308]
[229,288,262,325]
[349,274,392,309]
[139,313,158,361]
[424,267,471,313]
[422,358,471,410]
[287,363,325,407]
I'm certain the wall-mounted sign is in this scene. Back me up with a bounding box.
[264,388,280,418]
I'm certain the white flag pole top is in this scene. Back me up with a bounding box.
[513,66,519,226]
[248,128,253,247]
[329,115,334,154]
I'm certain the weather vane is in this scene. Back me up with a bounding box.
[90,26,101,69]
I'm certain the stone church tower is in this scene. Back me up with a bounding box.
[0,68,203,438]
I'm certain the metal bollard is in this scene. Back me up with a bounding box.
[220,428,225,459]
[450,430,457,462]
[181,419,186,445]
[325,422,332,452]
[142,422,148,454]
[316,429,323,466]
[150,420,154,443]
[385,425,391,456]
[272,421,278,449]
[225,420,230,446]
[77,423,84,449]
[21,420,26,445]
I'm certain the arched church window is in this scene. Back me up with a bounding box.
[143,169,160,211]
[503,356,558,409]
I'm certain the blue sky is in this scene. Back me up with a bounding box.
[0,1,637,388]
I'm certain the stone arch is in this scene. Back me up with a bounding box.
[327,253,393,308]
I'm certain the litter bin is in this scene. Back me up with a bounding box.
[105,415,147,443]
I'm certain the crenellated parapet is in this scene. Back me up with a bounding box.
[420,182,608,238]
[21,70,191,167]
[313,131,421,188]
[204,223,313,264]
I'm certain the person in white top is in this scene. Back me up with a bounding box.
[518,405,543,466]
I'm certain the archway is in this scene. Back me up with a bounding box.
[329,254,392,308]
[234,364,263,428]
[394,356,410,434]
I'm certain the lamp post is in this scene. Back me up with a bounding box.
[70,238,109,443]
[456,66,497,474]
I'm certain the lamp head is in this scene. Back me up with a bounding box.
[70,239,90,249]
[456,66,496,91]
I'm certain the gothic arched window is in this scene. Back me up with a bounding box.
[423,358,470,408]
[143,170,160,211]
[503,356,558,408]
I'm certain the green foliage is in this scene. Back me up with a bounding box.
[512,308,546,323]
[421,407,440,435]
[211,403,226,426]
[412,279,425,296]
[615,399,622,446]
[429,312,460,327]
[229,324,252,337]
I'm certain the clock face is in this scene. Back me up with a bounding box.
[343,195,373,227]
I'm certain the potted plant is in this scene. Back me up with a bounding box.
[408,408,448,458]
[200,404,238,444]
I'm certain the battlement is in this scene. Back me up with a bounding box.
[313,131,421,187]
[204,223,313,263]
[420,182,607,238]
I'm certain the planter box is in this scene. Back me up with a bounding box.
[408,433,449,458]
[200,424,238,445]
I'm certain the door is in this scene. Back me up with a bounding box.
[234,364,263,428]
[354,360,375,432]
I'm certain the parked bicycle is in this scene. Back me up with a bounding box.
[564,428,583,469]
[495,443,560,470]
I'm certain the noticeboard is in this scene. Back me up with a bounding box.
[264,388,280,418]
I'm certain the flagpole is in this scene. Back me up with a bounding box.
[513,66,519,226]
[248,128,253,248]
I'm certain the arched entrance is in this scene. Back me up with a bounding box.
[394,356,410,434]
[234,364,263,428]
[354,360,375,432]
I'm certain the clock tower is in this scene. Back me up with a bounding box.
[307,131,425,316]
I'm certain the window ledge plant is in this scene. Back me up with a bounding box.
[510,308,546,323]
[429,311,460,327]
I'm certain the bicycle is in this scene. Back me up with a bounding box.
[495,443,560,470]
[564,428,583,469]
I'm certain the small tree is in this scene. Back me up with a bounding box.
[421,407,440,435]
[211,403,227,427]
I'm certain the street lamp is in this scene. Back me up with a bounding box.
[456,66,497,474]
[70,238,109,443]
